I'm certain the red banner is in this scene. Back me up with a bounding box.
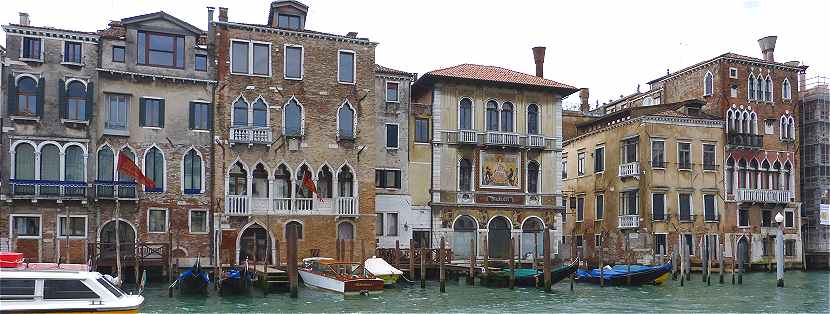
[302,170,323,202]
[117,152,156,189]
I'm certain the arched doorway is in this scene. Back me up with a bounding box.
[337,221,354,240]
[488,216,511,259]
[99,219,136,259]
[737,236,750,270]
[453,215,477,259]
[239,223,272,264]
[521,217,544,259]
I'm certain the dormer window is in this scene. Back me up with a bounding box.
[278,14,301,30]
[137,31,184,68]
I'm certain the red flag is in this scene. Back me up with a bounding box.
[117,152,156,189]
[302,171,324,202]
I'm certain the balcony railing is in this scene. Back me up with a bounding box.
[618,215,640,229]
[230,126,273,145]
[225,195,250,215]
[527,135,545,148]
[727,133,763,148]
[11,179,88,198]
[485,131,520,146]
[619,162,640,178]
[440,130,560,150]
[224,194,352,216]
[735,188,793,204]
[458,130,478,144]
[95,181,137,199]
[337,197,357,216]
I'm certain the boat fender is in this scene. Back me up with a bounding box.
[360,289,370,296]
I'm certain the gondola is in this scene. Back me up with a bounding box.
[219,261,253,296]
[528,257,579,287]
[177,260,210,295]
[575,262,672,286]
[481,258,579,288]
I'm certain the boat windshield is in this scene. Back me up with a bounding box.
[97,278,125,298]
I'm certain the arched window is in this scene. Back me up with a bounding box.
[337,222,354,240]
[748,74,756,100]
[274,165,292,199]
[228,162,247,195]
[64,146,84,182]
[764,76,773,101]
[118,148,136,183]
[738,159,748,189]
[500,102,514,132]
[486,100,499,131]
[338,166,354,197]
[232,97,248,126]
[183,149,202,194]
[16,77,37,115]
[295,165,312,198]
[337,102,355,140]
[252,98,268,127]
[735,109,744,133]
[14,143,35,180]
[742,110,750,134]
[755,76,763,100]
[787,116,795,140]
[66,81,86,121]
[726,158,735,194]
[40,144,60,182]
[317,165,333,198]
[772,161,782,190]
[783,162,792,191]
[750,112,758,135]
[459,98,473,130]
[749,160,759,189]
[284,98,303,137]
[98,146,114,182]
[252,164,269,198]
[703,71,714,96]
[527,104,539,134]
[782,79,791,100]
[144,147,164,192]
[459,158,472,192]
[527,160,540,194]
[286,221,303,240]
[761,160,771,189]
[727,109,736,132]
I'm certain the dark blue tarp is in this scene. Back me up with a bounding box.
[577,263,671,280]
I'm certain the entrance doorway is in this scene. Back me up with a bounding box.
[488,216,511,259]
[239,224,271,264]
[99,220,136,259]
[737,236,750,270]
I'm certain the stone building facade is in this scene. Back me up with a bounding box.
[211,1,378,265]
[410,49,577,260]
[800,76,830,268]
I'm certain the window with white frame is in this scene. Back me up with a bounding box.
[459,98,473,130]
[527,104,539,134]
[764,76,773,102]
[678,142,691,170]
[655,233,668,255]
[782,78,792,100]
[105,94,128,130]
[385,124,399,149]
[231,40,270,76]
[183,149,202,194]
[731,85,738,98]
[576,196,584,222]
[386,82,399,102]
[651,139,665,168]
[682,233,695,256]
[679,192,692,221]
[748,74,757,100]
[703,144,716,170]
[577,152,586,176]
[14,76,39,116]
[64,81,87,121]
[283,98,303,137]
[338,102,356,140]
[620,190,638,215]
[458,159,473,192]
[527,160,540,194]
[387,213,398,236]
[139,97,164,128]
[57,216,86,237]
[729,67,737,78]
[232,97,248,127]
[594,146,605,173]
[501,102,514,132]
[374,169,402,189]
[703,71,714,96]
[595,194,604,220]
[338,50,355,83]
[376,214,384,236]
[148,208,168,233]
[765,119,775,135]
[652,192,666,221]
[284,45,303,79]
[189,209,208,234]
[144,147,164,192]
[704,194,717,221]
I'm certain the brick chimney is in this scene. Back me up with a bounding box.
[207,7,215,28]
[532,46,546,78]
[19,12,29,26]
[758,36,777,62]
[579,88,590,112]
[218,7,228,22]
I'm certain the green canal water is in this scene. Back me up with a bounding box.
[139,271,829,313]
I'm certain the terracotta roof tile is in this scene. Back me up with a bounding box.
[375,64,413,77]
[422,64,577,92]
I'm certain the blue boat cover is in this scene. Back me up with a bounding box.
[576,263,671,280]
[179,268,210,283]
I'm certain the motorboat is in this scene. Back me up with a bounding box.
[363,257,402,285]
[298,257,384,296]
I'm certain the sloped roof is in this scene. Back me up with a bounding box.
[647,52,806,84]
[3,23,98,36]
[417,64,578,95]
[375,64,413,77]
[122,11,203,35]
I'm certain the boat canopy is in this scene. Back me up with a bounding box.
[364,257,402,276]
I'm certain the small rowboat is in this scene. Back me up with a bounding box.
[176,260,210,295]
[219,261,253,296]
[576,262,672,286]
[299,257,384,296]
[363,257,402,286]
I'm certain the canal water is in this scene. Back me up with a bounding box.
[139,271,829,313]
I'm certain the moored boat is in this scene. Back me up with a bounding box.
[218,262,253,296]
[176,260,210,295]
[299,257,384,296]
[363,257,402,285]
[575,262,672,286]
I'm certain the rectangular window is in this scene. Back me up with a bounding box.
[189,209,208,234]
[112,46,125,63]
[43,280,99,300]
[762,210,772,227]
[137,31,184,68]
[231,41,270,76]
[106,94,129,130]
[561,158,567,179]
[190,102,210,130]
[375,214,384,236]
[595,194,604,220]
[739,208,750,227]
[140,98,163,128]
[0,279,36,300]
[652,193,665,221]
[704,194,717,221]
[64,41,82,64]
[414,118,429,143]
[338,50,355,83]
[678,142,691,170]
[683,234,695,256]
[785,239,795,256]
[22,37,41,60]
[12,216,40,237]
[731,85,738,98]
[703,144,716,170]
[679,193,692,221]
[58,216,86,237]
[575,235,583,249]
[785,211,794,228]
[594,146,605,173]
[651,139,665,168]
[195,54,207,71]
[387,213,398,236]
[622,137,638,163]
[576,196,584,222]
[765,119,775,135]
[655,234,667,255]
[148,208,167,233]
[374,169,402,189]
[284,45,302,79]
[577,152,586,176]
[231,41,249,74]
[385,124,399,149]
[620,190,638,215]
[252,43,269,75]
[386,82,399,102]
[595,234,602,248]
[277,14,301,29]
[729,67,738,78]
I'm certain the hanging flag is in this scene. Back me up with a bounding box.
[117,152,155,189]
[302,170,324,202]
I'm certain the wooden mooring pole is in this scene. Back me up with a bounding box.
[468,238,475,285]
[287,229,298,298]
[719,243,725,284]
[599,233,604,288]
[409,239,415,280]
[542,228,551,292]
[680,239,685,287]
[731,235,736,285]
[483,237,489,272]
[420,247,426,288]
[509,236,515,290]
[440,237,446,293]
[395,240,401,268]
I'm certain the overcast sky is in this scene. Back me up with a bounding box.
[3,0,827,109]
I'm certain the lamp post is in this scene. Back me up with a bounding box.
[774,211,784,287]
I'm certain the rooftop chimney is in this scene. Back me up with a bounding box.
[758,35,777,62]
[218,7,228,22]
[532,46,546,78]
[579,88,590,112]
[207,7,215,28]
[19,12,29,26]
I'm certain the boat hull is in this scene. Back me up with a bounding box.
[179,273,209,295]
[299,269,384,296]
[219,277,250,295]
[377,274,400,286]
[576,263,672,286]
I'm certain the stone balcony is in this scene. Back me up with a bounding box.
[735,188,794,204]
[224,194,356,216]
[230,126,273,145]
[440,130,560,150]
[618,162,640,178]
[10,179,88,201]
[727,133,763,149]
[618,215,639,229]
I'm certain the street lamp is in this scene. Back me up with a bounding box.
[775,212,784,225]
[774,211,784,287]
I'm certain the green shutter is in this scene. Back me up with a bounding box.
[158,99,165,127]
[58,79,65,119]
[188,102,195,130]
[85,81,94,121]
[36,77,45,116]
[139,98,146,126]
[6,74,15,115]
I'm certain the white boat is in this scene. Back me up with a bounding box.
[364,257,402,285]
[298,257,384,296]
[0,257,144,313]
